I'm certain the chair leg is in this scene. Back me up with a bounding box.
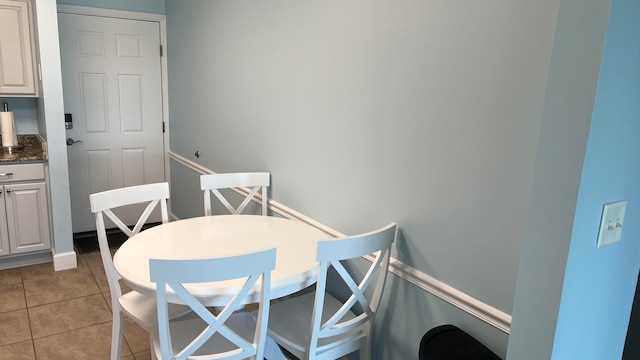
[263,336,288,360]
[360,326,372,360]
[111,310,124,360]
[360,341,372,360]
[149,332,158,360]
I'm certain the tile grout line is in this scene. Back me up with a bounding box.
[20,265,37,359]
[16,255,113,359]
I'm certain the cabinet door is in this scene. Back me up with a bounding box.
[5,182,50,254]
[0,0,37,95]
[0,187,8,256]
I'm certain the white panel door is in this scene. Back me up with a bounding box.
[59,13,165,232]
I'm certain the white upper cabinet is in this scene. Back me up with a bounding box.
[0,0,38,96]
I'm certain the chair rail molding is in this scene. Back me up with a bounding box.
[168,150,512,333]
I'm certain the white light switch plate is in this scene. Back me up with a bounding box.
[596,200,627,248]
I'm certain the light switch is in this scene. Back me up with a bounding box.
[596,200,627,248]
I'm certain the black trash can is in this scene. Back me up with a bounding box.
[419,325,501,360]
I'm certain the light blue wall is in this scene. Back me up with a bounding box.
[56,0,165,14]
[35,0,75,259]
[507,0,612,358]
[552,0,640,357]
[0,98,39,134]
[164,1,564,358]
[165,0,557,312]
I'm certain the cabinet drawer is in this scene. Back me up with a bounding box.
[0,163,44,182]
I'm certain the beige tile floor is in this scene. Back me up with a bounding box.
[0,251,152,360]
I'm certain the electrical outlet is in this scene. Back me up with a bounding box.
[596,200,627,248]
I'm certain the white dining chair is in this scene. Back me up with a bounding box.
[149,247,277,360]
[263,223,397,360]
[200,172,270,216]
[89,182,190,360]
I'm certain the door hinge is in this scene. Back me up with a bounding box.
[162,121,165,133]
[160,44,164,57]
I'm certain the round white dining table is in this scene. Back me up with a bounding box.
[113,214,330,306]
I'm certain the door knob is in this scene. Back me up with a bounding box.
[66,138,83,146]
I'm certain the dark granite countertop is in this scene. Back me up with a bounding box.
[0,135,47,162]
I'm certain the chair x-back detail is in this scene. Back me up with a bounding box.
[265,223,397,360]
[200,172,270,216]
[89,182,189,360]
[149,248,277,360]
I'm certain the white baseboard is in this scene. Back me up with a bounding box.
[168,150,512,333]
[53,250,78,271]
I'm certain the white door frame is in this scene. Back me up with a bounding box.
[56,4,172,213]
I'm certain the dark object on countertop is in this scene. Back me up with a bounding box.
[419,325,501,360]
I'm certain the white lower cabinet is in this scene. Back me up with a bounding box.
[0,164,50,256]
